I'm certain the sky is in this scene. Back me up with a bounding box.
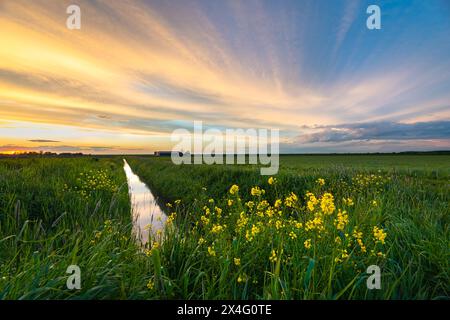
[0,0,449,154]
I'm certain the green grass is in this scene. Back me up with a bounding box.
[0,158,153,299]
[126,155,450,299]
[0,155,448,299]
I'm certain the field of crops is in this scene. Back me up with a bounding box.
[0,155,449,299]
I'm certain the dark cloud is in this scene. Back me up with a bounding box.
[296,121,450,143]
[28,139,61,143]
[0,145,145,153]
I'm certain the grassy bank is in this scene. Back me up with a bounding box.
[0,155,448,299]
[126,155,449,299]
[0,157,153,299]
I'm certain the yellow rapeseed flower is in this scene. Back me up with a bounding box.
[373,226,387,244]
[284,192,298,207]
[234,258,241,266]
[357,238,367,253]
[320,193,335,215]
[251,186,264,196]
[269,249,277,263]
[304,239,312,249]
[275,220,283,230]
[146,279,155,290]
[306,192,319,212]
[211,224,224,234]
[237,274,248,283]
[207,246,216,257]
[274,199,282,208]
[334,209,348,231]
[166,212,176,224]
[316,178,325,186]
[343,197,354,206]
[236,212,248,230]
[200,215,210,225]
[245,201,255,209]
[229,184,239,195]
[214,206,223,216]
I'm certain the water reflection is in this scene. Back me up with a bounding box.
[123,159,166,245]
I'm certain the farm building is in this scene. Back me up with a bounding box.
[154,151,183,157]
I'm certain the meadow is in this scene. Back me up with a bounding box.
[0,155,448,299]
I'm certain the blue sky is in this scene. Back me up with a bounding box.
[0,0,449,153]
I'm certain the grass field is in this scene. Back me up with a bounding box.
[0,155,449,299]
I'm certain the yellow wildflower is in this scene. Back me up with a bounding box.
[207,246,216,257]
[304,239,312,249]
[274,199,282,208]
[320,193,335,215]
[269,249,277,263]
[352,228,363,239]
[234,258,241,266]
[236,212,248,230]
[251,186,265,196]
[373,226,387,244]
[275,220,283,230]
[211,224,224,234]
[257,200,269,211]
[166,212,176,224]
[200,215,210,225]
[146,279,155,290]
[229,184,239,195]
[237,274,247,283]
[343,197,354,206]
[357,238,367,253]
[245,201,255,209]
[334,209,348,231]
[306,192,319,212]
[214,206,222,216]
[284,192,298,207]
[265,207,275,218]
[245,224,260,241]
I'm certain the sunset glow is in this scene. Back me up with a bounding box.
[0,0,449,153]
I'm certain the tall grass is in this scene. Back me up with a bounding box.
[126,156,449,299]
[0,156,448,299]
[0,158,153,299]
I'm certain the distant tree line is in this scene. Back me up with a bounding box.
[0,151,85,158]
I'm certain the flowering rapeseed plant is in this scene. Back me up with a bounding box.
[178,180,389,290]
